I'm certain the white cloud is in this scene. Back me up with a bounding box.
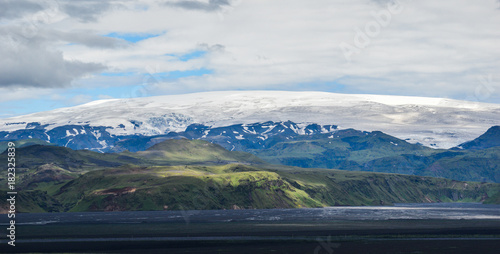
[1,0,500,106]
[97,94,115,100]
[0,87,52,102]
[48,93,94,107]
[69,94,93,105]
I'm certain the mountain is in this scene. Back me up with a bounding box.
[1,140,499,213]
[0,139,262,174]
[0,138,53,153]
[6,144,137,173]
[1,91,500,151]
[136,138,265,165]
[5,122,500,183]
[110,121,339,152]
[114,125,500,183]
[456,126,500,150]
[247,129,433,168]
[1,91,499,184]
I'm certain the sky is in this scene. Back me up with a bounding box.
[0,0,499,117]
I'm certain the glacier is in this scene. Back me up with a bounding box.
[1,91,499,149]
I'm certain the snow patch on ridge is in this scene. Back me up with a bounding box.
[0,91,499,149]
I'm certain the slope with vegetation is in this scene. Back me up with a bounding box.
[249,126,500,183]
[108,124,500,183]
[1,139,499,213]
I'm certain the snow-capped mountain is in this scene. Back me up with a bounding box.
[110,121,340,153]
[1,91,499,150]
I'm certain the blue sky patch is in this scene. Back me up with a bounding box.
[104,32,161,43]
[146,68,213,81]
[0,68,215,116]
[166,50,207,61]
[179,50,207,61]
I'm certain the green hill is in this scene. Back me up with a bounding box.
[3,144,137,173]
[2,161,498,213]
[249,130,500,183]
[136,138,265,165]
[0,139,262,175]
[0,139,54,153]
[1,139,499,213]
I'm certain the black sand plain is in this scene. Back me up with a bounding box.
[3,218,500,254]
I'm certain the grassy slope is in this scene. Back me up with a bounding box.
[1,139,499,213]
[0,139,54,153]
[362,147,500,182]
[60,164,321,212]
[0,139,264,189]
[425,147,500,182]
[251,132,500,183]
[134,138,265,165]
[268,165,499,206]
[2,163,499,213]
[55,164,500,211]
[2,144,137,174]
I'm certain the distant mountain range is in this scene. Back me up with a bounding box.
[1,121,499,183]
[1,91,499,184]
[111,122,499,182]
[1,91,498,213]
[1,91,499,150]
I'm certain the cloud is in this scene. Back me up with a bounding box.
[2,0,500,111]
[60,0,118,23]
[52,0,498,104]
[0,0,126,23]
[50,93,93,106]
[370,0,398,6]
[0,0,44,20]
[97,94,115,100]
[166,0,233,12]
[48,30,129,48]
[0,22,115,89]
[2,22,128,50]
[68,94,93,105]
[0,33,106,88]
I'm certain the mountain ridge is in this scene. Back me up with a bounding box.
[4,122,500,183]
[1,91,500,149]
[457,126,500,150]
